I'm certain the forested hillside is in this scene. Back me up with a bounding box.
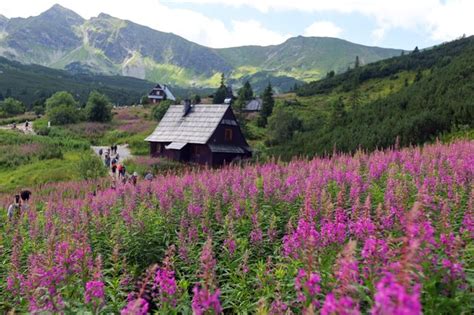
[264,36,474,159]
[0,57,154,105]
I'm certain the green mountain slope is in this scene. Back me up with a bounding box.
[0,5,403,92]
[261,36,474,159]
[217,36,403,82]
[0,56,154,105]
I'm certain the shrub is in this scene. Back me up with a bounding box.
[48,104,78,125]
[85,91,112,122]
[76,153,107,180]
[0,98,25,117]
[45,91,78,111]
[151,100,173,121]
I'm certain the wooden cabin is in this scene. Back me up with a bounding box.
[243,98,263,112]
[145,102,251,166]
[147,84,176,104]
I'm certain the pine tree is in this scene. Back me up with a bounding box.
[349,69,361,108]
[330,97,346,127]
[258,83,274,127]
[414,69,423,82]
[193,94,201,104]
[355,56,360,68]
[413,46,419,54]
[237,81,253,105]
[213,73,227,104]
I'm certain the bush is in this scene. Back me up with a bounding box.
[48,104,79,125]
[0,98,25,117]
[85,91,112,122]
[151,100,173,121]
[266,105,302,146]
[76,153,107,180]
[45,91,78,111]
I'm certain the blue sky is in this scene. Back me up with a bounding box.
[2,0,473,49]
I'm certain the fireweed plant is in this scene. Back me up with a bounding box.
[0,140,473,313]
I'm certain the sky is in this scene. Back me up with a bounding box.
[1,0,473,49]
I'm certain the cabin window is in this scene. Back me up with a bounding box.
[225,128,233,141]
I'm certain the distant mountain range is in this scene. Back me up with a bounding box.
[0,4,404,92]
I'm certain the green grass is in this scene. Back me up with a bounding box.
[0,151,84,192]
[0,126,100,193]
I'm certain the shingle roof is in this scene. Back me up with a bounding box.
[209,144,245,154]
[145,104,230,144]
[165,142,187,150]
[244,99,263,111]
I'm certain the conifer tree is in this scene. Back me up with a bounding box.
[355,56,360,68]
[258,83,275,127]
[213,73,227,104]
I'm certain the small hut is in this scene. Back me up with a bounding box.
[242,98,263,112]
[147,84,176,104]
[145,102,251,166]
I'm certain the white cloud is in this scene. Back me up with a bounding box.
[427,0,474,41]
[0,0,289,48]
[2,0,473,46]
[172,0,474,41]
[304,21,342,38]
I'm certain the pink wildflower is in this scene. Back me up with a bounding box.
[120,298,149,315]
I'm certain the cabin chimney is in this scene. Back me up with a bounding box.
[183,99,192,116]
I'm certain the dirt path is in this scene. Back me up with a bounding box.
[92,144,134,178]
[92,145,133,162]
[0,122,36,135]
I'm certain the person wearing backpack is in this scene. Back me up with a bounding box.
[117,164,123,179]
[111,159,117,177]
[99,148,103,157]
[7,194,20,220]
[105,155,111,168]
[120,164,126,178]
[20,190,32,213]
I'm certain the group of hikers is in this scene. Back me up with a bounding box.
[6,189,31,221]
[11,120,29,130]
[97,145,155,186]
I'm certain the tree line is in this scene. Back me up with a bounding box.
[268,36,474,159]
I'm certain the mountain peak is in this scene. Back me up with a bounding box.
[40,4,84,22]
[97,12,113,19]
[46,4,70,13]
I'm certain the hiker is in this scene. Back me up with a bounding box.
[98,148,103,157]
[131,172,138,186]
[7,194,21,220]
[111,159,117,177]
[116,152,120,161]
[144,171,154,181]
[117,164,123,178]
[110,145,114,155]
[25,120,29,130]
[105,155,111,168]
[20,190,32,212]
[12,122,16,129]
[117,164,126,178]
